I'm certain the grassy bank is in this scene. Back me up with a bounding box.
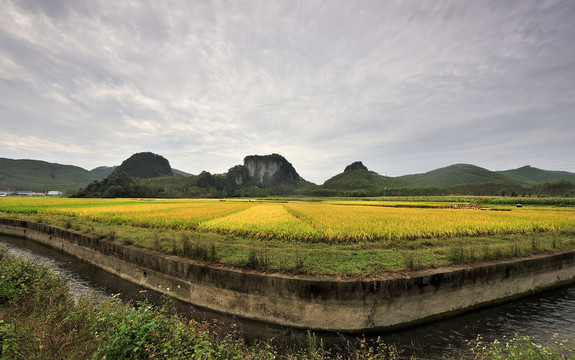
[1,247,574,359]
[0,246,400,359]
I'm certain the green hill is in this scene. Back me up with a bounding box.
[91,166,192,179]
[75,153,314,198]
[321,162,409,196]
[173,169,193,177]
[398,164,523,187]
[499,165,575,184]
[0,158,98,194]
[90,166,116,179]
[111,152,174,179]
[4,153,574,199]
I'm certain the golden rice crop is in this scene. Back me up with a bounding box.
[0,198,254,229]
[1,198,572,243]
[284,202,574,243]
[0,197,117,213]
[198,203,320,241]
[324,200,456,208]
[52,201,254,229]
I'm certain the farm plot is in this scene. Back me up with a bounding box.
[198,203,320,241]
[283,202,574,243]
[49,200,256,229]
[0,198,573,243]
[1,197,574,275]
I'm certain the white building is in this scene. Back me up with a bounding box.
[47,191,63,197]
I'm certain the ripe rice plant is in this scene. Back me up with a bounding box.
[197,203,321,241]
[283,202,574,243]
[1,197,573,275]
[1,197,573,245]
[49,200,255,229]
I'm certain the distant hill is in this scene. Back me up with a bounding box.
[0,158,98,194]
[111,152,174,179]
[91,166,192,179]
[499,165,575,184]
[321,161,409,196]
[235,154,303,186]
[173,169,193,177]
[75,152,175,198]
[75,153,312,198]
[3,153,574,198]
[390,163,575,197]
[191,154,311,197]
[344,161,368,172]
[398,164,523,187]
[90,166,116,179]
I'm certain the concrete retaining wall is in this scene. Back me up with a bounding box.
[1,218,574,332]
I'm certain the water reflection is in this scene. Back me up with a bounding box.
[1,236,109,303]
[360,274,575,358]
[1,235,574,359]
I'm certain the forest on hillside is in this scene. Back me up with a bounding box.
[3,155,575,198]
[72,170,575,199]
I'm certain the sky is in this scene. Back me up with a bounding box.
[1,0,574,184]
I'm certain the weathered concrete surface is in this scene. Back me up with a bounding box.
[1,218,574,332]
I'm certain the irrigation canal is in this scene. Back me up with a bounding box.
[1,234,574,359]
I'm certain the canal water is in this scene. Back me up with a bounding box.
[1,234,574,359]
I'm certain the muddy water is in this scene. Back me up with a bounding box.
[2,234,574,359]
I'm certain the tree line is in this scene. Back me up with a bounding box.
[73,171,575,199]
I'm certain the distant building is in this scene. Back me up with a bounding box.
[0,190,49,196]
[47,191,63,197]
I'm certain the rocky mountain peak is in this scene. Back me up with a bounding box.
[236,154,301,186]
[344,161,368,172]
[111,152,173,179]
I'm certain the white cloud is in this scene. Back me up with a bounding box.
[1,134,91,155]
[0,0,574,183]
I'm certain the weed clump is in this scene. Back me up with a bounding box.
[246,249,270,270]
[402,251,423,271]
[179,233,219,262]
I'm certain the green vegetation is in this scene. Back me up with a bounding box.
[500,165,575,184]
[89,166,116,179]
[74,160,575,199]
[91,166,193,180]
[0,158,98,194]
[73,172,167,198]
[0,247,404,359]
[321,168,409,196]
[3,153,575,198]
[398,164,522,187]
[1,231,574,359]
[314,163,575,198]
[111,152,174,179]
[534,180,575,197]
[394,164,575,197]
[73,153,315,198]
[450,334,575,359]
[344,161,369,172]
[72,171,312,198]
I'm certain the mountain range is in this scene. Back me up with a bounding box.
[1,153,574,197]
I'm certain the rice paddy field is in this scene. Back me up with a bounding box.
[1,197,574,277]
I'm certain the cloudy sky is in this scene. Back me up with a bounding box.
[1,0,574,183]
